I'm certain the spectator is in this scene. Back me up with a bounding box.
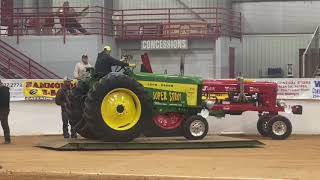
[0,80,11,144]
[74,54,92,80]
[55,77,77,139]
[57,1,88,34]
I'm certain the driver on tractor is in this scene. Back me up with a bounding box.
[95,45,129,76]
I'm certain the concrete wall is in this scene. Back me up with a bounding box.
[117,39,218,78]
[127,49,215,79]
[1,35,116,78]
[1,35,239,79]
[2,99,318,136]
[114,0,232,25]
[1,35,238,79]
[215,37,242,78]
[234,1,320,34]
[238,34,312,78]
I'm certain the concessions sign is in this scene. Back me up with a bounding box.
[141,39,188,50]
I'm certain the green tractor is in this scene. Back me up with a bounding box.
[66,64,206,142]
[66,57,302,141]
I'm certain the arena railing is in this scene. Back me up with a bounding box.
[0,6,241,43]
[113,7,241,40]
[0,39,61,79]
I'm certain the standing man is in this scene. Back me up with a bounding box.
[74,54,92,80]
[55,77,77,138]
[95,45,129,75]
[0,80,11,144]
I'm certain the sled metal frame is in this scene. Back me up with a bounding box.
[37,135,264,151]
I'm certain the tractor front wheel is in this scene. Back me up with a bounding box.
[183,115,208,140]
[267,115,292,140]
[257,114,272,137]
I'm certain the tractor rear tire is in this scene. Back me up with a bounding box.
[77,122,99,139]
[66,81,88,126]
[267,115,292,140]
[83,73,153,142]
[257,114,272,137]
[183,115,208,140]
[65,81,97,139]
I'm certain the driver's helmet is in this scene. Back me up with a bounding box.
[103,45,112,53]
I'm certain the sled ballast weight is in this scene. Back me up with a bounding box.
[64,64,302,142]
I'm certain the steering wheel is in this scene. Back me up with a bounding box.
[114,65,125,72]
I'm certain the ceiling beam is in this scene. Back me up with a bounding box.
[176,0,206,22]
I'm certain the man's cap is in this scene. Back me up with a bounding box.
[104,45,112,52]
[63,76,72,81]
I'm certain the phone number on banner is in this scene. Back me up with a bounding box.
[2,79,25,101]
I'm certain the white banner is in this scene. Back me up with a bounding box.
[2,79,25,101]
[1,78,320,101]
[312,79,320,99]
[257,78,320,100]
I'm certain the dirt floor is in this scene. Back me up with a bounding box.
[0,135,320,180]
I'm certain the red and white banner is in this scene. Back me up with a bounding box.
[257,78,320,100]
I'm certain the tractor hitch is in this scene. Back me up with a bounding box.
[291,105,303,115]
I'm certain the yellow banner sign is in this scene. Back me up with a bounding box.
[24,80,76,100]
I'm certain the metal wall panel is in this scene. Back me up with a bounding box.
[115,0,232,9]
[238,35,312,78]
[52,0,90,7]
[234,1,320,34]
[118,39,216,78]
[0,35,109,78]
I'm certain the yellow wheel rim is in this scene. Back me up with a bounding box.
[101,88,142,131]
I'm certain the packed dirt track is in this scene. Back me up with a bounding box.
[1,135,320,180]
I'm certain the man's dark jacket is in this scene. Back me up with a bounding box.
[95,52,128,75]
[0,86,10,110]
[55,87,69,110]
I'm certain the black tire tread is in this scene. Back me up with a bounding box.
[183,115,208,140]
[257,114,273,137]
[65,81,97,139]
[83,74,153,142]
[267,115,292,140]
